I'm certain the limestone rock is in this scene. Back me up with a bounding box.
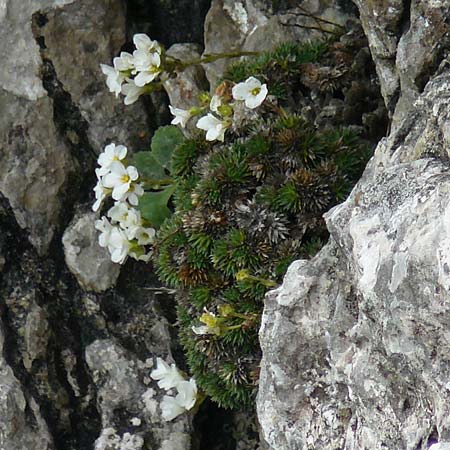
[257,56,450,450]
[62,210,121,292]
[86,339,192,450]
[39,0,150,151]
[0,321,55,450]
[163,43,208,110]
[0,92,73,254]
[203,0,353,88]
[353,0,450,120]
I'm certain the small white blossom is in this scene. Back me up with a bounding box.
[169,105,192,128]
[135,227,156,245]
[113,51,135,72]
[95,217,114,248]
[133,34,162,55]
[92,179,110,212]
[107,227,131,264]
[103,162,139,202]
[191,325,210,335]
[209,94,222,114]
[232,76,268,109]
[122,79,147,105]
[130,417,141,427]
[107,201,131,225]
[133,50,161,87]
[160,395,186,422]
[130,249,152,262]
[123,182,144,207]
[175,379,197,410]
[150,358,184,390]
[196,113,230,142]
[100,64,125,97]
[97,143,127,176]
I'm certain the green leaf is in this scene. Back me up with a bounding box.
[132,151,166,181]
[138,185,176,228]
[151,125,184,172]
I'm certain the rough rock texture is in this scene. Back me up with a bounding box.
[257,5,450,450]
[0,0,207,449]
[0,321,55,450]
[86,339,192,450]
[163,43,209,110]
[62,211,121,292]
[354,0,450,120]
[0,0,149,255]
[203,0,355,87]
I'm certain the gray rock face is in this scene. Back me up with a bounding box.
[62,211,121,292]
[353,0,450,120]
[86,339,192,450]
[163,43,208,110]
[203,0,352,88]
[257,45,450,450]
[0,91,73,254]
[0,321,55,450]
[0,0,150,255]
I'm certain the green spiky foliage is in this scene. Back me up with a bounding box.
[152,32,384,409]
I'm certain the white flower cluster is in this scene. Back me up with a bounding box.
[170,76,268,142]
[100,34,163,105]
[93,143,154,264]
[150,357,198,421]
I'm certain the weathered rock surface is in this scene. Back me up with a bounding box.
[0,0,150,255]
[164,43,209,110]
[354,0,450,120]
[203,0,354,87]
[0,320,55,450]
[257,32,450,450]
[87,339,192,450]
[62,210,121,292]
[0,0,197,449]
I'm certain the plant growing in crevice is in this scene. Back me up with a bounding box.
[95,27,385,411]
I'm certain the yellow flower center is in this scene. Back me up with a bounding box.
[121,174,130,183]
[251,87,261,96]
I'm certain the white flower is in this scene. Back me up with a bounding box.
[232,76,268,109]
[107,227,131,264]
[160,395,186,421]
[191,325,210,335]
[169,105,192,128]
[133,34,162,55]
[113,51,135,72]
[108,203,143,239]
[196,114,230,142]
[135,227,156,245]
[175,379,197,410]
[103,162,140,202]
[107,201,131,224]
[92,178,110,212]
[150,358,185,390]
[95,217,115,248]
[130,249,152,262]
[133,50,162,87]
[130,417,141,427]
[100,64,125,97]
[97,143,127,176]
[209,94,222,114]
[121,79,146,105]
[125,182,144,206]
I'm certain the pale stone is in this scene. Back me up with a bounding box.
[62,211,121,292]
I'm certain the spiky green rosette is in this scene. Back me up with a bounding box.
[153,34,384,409]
